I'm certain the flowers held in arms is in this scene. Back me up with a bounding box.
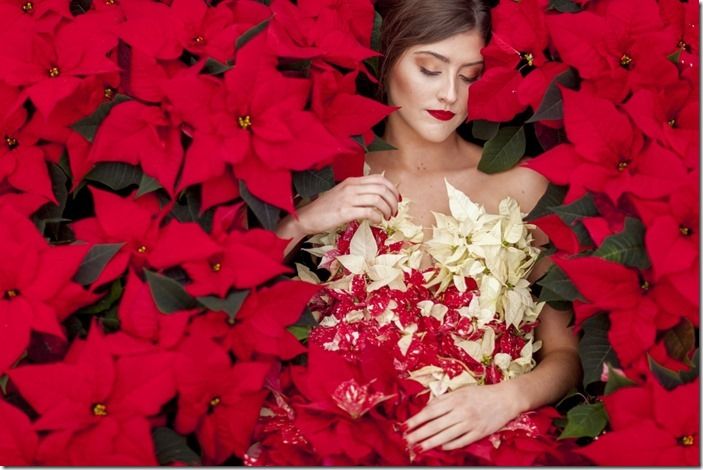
[246,182,566,465]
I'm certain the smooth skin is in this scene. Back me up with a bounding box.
[276,29,581,453]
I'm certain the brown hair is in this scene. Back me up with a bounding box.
[376,0,492,100]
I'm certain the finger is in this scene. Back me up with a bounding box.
[414,422,467,453]
[404,398,452,432]
[441,430,483,451]
[352,194,393,220]
[355,183,399,216]
[404,412,459,446]
[362,174,401,202]
[349,206,384,225]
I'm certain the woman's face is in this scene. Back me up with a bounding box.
[386,30,485,143]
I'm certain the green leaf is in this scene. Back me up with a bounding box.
[594,217,650,269]
[71,94,130,142]
[478,126,526,174]
[144,270,199,314]
[366,134,397,152]
[680,349,699,384]
[559,402,607,439]
[293,167,335,198]
[548,0,583,13]
[537,265,584,302]
[371,10,382,52]
[239,181,281,231]
[667,49,682,64]
[33,162,70,235]
[235,18,270,50]
[471,120,500,141]
[580,313,620,388]
[604,362,635,395]
[100,306,120,333]
[69,0,92,15]
[527,68,579,123]
[73,243,124,286]
[137,173,163,197]
[552,193,598,226]
[152,427,201,466]
[525,183,568,221]
[663,319,695,363]
[648,354,685,390]
[77,280,123,315]
[202,57,233,75]
[197,290,249,324]
[85,162,142,191]
[0,374,7,395]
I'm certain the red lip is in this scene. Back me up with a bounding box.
[427,110,455,121]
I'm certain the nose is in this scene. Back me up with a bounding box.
[437,75,458,106]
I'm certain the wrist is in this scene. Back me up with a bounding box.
[499,378,530,416]
[276,213,307,242]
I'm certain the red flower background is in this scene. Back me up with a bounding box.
[0,0,698,466]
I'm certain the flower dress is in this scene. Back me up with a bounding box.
[244,180,579,466]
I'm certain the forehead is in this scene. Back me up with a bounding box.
[404,30,485,65]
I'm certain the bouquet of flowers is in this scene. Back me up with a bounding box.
[245,181,580,465]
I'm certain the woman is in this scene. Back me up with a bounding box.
[274,0,581,460]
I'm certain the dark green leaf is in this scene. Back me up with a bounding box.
[69,0,92,15]
[648,355,684,390]
[471,120,500,141]
[667,49,682,65]
[478,126,526,174]
[371,10,382,52]
[526,183,567,221]
[527,68,579,123]
[580,313,620,388]
[288,325,310,341]
[202,57,233,75]
[594,217,650,269]
[293,167,335,198]
[73,243,125,286]
[153,427,201,466]
[137,173,163,197]
[0,375,7,395]
[555,390,588,414]
[663,319,696,363]
[366,134,397,152]
[548,0,583,13]
[71,94,130,142]
[680,349,699,384]
[604,362,635,395]
[537,265,584,302]
[197,290,249,324]
[559,402,607,439]
[239,181,281,231]
[235,18,270,50]
[85,162,142,191]
[552,193,598,226]
[100,306,120,333]
[144,270,199,314]
[77,280,123,315]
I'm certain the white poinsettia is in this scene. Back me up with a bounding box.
[379,198,424,245]
[335,220,408,291]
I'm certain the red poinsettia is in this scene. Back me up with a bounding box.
[658,0,699,69]
[0,204,94,375]
[71,187,220,285]
[0,398,38,465]
[174,335,272,464]
[0,0,69,35]
[182,204,291,298]
[578,379,699,466]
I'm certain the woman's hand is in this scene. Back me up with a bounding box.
[277,174,400,250]
[403,381,525,453]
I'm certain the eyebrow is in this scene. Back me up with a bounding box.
[414,50,484,68]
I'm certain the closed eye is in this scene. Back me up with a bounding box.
[460,75,480,84]
[419,66,441,76]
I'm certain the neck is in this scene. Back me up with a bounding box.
[381,114,463,172]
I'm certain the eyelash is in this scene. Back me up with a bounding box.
[419,67,479,84]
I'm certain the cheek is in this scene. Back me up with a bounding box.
[389,65,428,106]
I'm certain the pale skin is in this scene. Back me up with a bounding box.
[277,30,581,453]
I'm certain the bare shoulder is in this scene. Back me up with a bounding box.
[501,159,549,213]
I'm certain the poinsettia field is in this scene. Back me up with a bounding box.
[0,0,698,466]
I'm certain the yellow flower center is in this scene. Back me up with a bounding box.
[677,39,689,51]
[640,281,650,292]
[617,160,630,172]
[5,135,18,149]
[92,403,108,416]
[48,66,60,78]
[238,115,252,130]
[521,52,534,67]
[193,35,205,45]
[103,87,115,101]
[679,225,691,236]
[22,1,33,13]
[4,289,19,299]
[105,0,117,5]
[209,396,221,407]
[619,53,633,67]
[681,435,694,446]
[137,245,148,254]
[667,118,676,128]
[211,262,222,272]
